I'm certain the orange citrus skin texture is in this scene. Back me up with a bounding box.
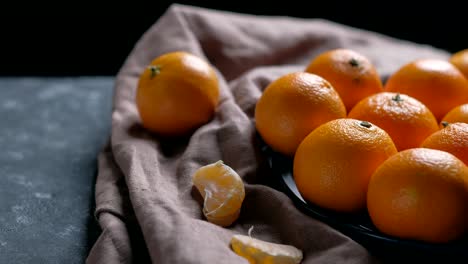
[293,118,397,213]
[255,72,346,156]
[441,104,468,126]
[450,49,468,78]
[421,123,468,166]
[136,51,219,136]
[305,49,384,111]
[384,59,468,121]
[348,92,439,151]
[367,148,468,243]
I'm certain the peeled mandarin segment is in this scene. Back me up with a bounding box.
[230,235,303,264]
[205,209,241,227]
[192,160,245,227]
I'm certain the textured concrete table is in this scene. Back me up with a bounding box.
[0,77,113,263]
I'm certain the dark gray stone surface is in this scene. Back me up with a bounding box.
[0,77,113,263]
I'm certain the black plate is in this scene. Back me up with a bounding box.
[261,143,468,260]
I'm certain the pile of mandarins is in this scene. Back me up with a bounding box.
[256,48,468,244]
[136,48,468,245]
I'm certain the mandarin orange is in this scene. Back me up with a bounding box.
[305,49,383,111]
[441,104,468,127]
[136,51,219,136]
[294,118,397,212]
[450,49,468,79]
[421,122,468,165]
[385,59,468,121]
[348,92,439,151]
[255,72,346,156]
[367,148,468,243]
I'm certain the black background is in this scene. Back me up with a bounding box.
[2,1,467,76]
